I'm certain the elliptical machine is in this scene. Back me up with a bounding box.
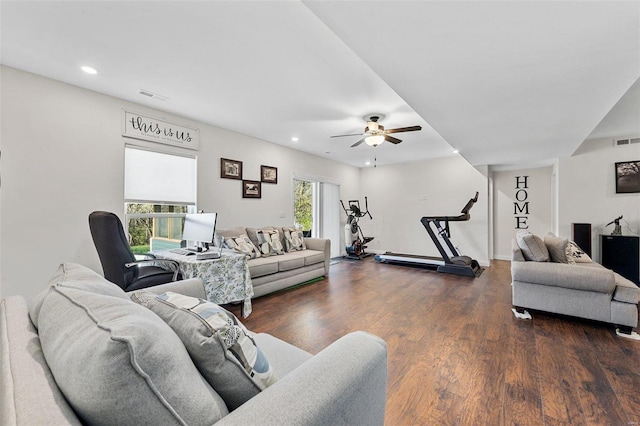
[340,197,374,259]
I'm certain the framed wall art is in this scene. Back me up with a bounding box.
[615,160,640,194]
[261,165,278,184]
[242,180,262,199]
[221,158,243,180]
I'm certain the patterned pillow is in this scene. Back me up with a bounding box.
[224,234,261,259]
[131,291,277,411]
[283,227,306,252]
[255,229,284,256]
[565,240,592,264]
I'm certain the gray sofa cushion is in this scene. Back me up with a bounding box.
[38,284,228,425]
[302,250,326,266]
[511,260,616,294]
[253,333,312,378]
[278,253,306,272]
[1,296,82,425]
[544,233,569,263]
[248,256,280,278]
[216,226,248,240]
[29,262,127,329]
[132,291,277,411]
[613,273,640,304]
[516,232,549,262]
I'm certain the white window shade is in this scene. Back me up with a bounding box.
[124,147,196,205]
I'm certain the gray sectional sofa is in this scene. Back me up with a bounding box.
[511,233,640,333]
[0,263,388,425]
[216,226,331,298]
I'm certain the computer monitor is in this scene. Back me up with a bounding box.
[181,213,217,250]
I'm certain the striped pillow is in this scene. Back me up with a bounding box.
[132,291,277,411]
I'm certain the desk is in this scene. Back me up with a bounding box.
[154,250,254,317]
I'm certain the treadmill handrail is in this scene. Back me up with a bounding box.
[421,192,478,222]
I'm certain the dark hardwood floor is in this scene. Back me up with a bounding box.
[227,258,640,425]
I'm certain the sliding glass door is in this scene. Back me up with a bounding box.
[293,177,341,258]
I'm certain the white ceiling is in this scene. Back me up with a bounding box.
[2,1,639,168]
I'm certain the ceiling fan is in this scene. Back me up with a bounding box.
[330,115,422,147]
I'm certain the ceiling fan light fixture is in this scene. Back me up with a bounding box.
[365,135,385,146]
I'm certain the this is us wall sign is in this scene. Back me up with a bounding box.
[122,110,200,150]
[514,175,530,229]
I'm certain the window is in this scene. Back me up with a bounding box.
[293,175,341,258]
[124,146,196,253]
[293,179,314,236]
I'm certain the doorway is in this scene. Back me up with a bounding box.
[293,177,341,258]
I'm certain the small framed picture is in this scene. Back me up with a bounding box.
[261,165,278,184]
[615,160,640,194]
[221,158,243,180]
[242,180,262,199]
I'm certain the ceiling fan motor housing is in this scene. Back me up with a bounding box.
[366,122,384,133]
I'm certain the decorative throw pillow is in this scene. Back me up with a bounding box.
[565,240,592,264]
[29,262,128,329]
[544,232,569,263]
[282,227,306,252]
[515,231,549,262]
[255,229,284,256]
[224,234,261,259]
[132,291,277,411]
[38,285,228,425]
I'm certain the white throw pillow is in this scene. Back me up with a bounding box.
[565,240,592,264]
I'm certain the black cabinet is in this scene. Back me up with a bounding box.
[600,235,639,285]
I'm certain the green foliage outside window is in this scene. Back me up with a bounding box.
[126,203,188,253]
[294,180,312,232]
[127,204,154,248]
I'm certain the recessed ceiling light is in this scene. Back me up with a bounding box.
[291,137,299,142]
[81,66,98,75]
[365,161,371,166]
[452,149,459,154]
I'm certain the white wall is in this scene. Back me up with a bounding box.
[0,66,359,301]
[4,65,636,302]
[558,138,640,262]
[359,156,491,266]
[493,166,554,260]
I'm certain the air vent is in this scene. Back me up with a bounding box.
[614,136,640,147]
[138,89,169,101]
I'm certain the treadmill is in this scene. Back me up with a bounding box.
[375,192,484,277]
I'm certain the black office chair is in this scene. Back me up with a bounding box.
[88,211,182,291]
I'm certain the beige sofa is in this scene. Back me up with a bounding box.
[511,233,640,334]
[216,226,331,298]
[0,263,387,425]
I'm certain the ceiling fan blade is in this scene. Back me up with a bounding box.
[351,137,366,147]
[330,133,364,138]
[385,135,402,144]
[386,125,422,134]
